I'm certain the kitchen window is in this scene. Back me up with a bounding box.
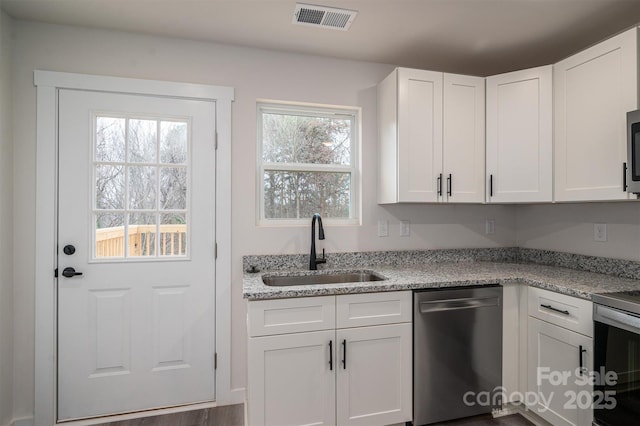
[257,100,360,225]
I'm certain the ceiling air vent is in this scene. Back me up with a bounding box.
[293,3,358,31]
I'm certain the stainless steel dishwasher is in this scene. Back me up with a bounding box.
[413,285,503,425]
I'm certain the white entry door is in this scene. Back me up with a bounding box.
[57,89,216,421]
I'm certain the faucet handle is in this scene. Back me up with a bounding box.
[316,249,327,265]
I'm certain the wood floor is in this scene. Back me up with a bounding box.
[94,406,532,426]
[95,404,244,426]
[431,413,535,425]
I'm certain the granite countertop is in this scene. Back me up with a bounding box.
[243,261,640,301]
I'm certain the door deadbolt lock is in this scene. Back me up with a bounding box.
[63,245,76,255]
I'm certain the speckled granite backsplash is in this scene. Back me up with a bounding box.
[517,248,640,280]
[243,247,640,280]
[242,247,518,272]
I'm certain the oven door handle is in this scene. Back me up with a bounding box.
[594,304,640,334]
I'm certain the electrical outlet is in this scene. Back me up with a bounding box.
[377,219,388,237]
[594,223,607,242]
[400,220,410,237]
[485,220,495,235]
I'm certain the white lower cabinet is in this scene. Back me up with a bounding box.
[248,330,336,426]
[526,288,593,426]
[336,324,412,426]
[247,291,413,426]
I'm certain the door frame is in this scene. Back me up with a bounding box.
[34,70,236,425]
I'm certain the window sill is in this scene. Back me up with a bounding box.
[257,218,361,227]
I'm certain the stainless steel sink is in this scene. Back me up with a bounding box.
[262,271,386,287]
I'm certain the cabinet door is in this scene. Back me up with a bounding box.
[486,66,553,203]
[527,317,593,426]
[336,323,412,426]
[397,68,443,202]
[554,28,637,201]
[248,330,336,426]
[443,73,485,203]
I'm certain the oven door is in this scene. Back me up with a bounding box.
[594,304,640,425]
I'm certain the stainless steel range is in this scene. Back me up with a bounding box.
[592,291,640,426]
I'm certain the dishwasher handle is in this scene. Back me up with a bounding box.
[419,296,500,313]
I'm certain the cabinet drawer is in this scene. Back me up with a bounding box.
[248,296,336,337]
[336,291,412,328]
[528,287,592,337]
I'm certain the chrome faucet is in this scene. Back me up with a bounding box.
[309,213,326,270]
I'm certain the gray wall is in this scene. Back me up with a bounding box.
[0,9,13,426]
[516,203,640,261]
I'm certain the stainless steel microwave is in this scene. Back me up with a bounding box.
[627,109,640,194]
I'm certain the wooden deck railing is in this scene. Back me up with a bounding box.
[96,224,187,257]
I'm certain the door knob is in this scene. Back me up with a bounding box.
[63,245,76,255]
[62,267,83,278]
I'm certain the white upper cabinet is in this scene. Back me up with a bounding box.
[377,68,485,203]
[443,73,485,203]
[554,27,638,201]
[378,68,443,203]
[486,65,553,203]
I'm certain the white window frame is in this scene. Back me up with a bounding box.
[256,99,361,226]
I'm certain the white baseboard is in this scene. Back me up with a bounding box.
[11,417,34,426]
[227,387,246,406]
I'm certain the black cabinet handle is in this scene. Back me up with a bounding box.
[437,174,442,196]
[579,345,587,375]
[540,304,570,316]
[329,340,333,371]
[624,162,628,191]
[490,174,494,197]
[342,339,347,369]
[447,174,452,196]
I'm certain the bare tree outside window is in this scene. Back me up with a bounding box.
[259,103,359,222]
[94,115,189,258]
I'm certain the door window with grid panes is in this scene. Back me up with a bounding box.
[93,115,189,259]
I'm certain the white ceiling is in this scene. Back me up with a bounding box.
[2,0,640,76]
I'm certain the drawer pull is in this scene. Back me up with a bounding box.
[540,304,570,316]
[329,340,333,371]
